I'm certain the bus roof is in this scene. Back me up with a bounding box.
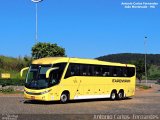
[32,57,69,64]
[32,57,135,67]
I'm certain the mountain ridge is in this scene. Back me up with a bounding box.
[96,53,160,66]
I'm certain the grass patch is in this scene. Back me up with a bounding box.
[0,79,25,87]
[136,84,152,89]
[0,87,14,93]
[0,87,23,94]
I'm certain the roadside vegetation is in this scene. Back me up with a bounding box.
[0,55,30,86]
[0,87,23,94]
[136,84,152,90]
[0,79,25,87]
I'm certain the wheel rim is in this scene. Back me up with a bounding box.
[111,92,116,100]
[118,92,124,99]
[118,93,122,99]
[61,94,67,102]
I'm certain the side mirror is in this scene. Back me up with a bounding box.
[46,67,59,79]
[20,67,29,77]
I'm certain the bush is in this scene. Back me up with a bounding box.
[156,79,160,84]
[0,87,14,93]
[136,84,151,89]
[148,74,160,80]
[0,79,25,87]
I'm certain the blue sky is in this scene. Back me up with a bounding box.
[0,0,160,58]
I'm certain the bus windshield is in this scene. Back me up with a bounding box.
[25,63,66,89]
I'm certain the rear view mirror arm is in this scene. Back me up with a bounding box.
[20,67,29,77]
[46,67,59,78]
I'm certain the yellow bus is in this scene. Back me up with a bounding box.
[21,57,136,103]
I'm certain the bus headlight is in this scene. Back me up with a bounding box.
[40,89,51,95]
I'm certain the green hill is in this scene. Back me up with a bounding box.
[97,53,160,66]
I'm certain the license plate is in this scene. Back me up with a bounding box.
[31,96,35,100]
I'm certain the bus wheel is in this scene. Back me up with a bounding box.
[118,91,124,100]
[110,91,117,100]
[60,92,69,103]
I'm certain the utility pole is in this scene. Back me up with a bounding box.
[31,0,43,43]
[144,36,147,84]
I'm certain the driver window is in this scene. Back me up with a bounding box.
[50,70,59,85]
[49,63,67,85]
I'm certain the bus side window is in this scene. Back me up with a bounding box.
[80,64,88,76]
[123,67,127,77]
[113,67,117,77]
[102,67,110,76]
[64,64,75,78]
[65,63,80,79]
[127,67,135,77]
[117,67,123,77]
[74,64,80,76]
[115,67,127,77]
[94,65,102,76]
[70,65,75,76]
[88,65,94,76]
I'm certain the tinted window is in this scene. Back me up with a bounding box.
[51,63,67,80]
[121,67,127,77]
[80,64,88,76]
[88,65,94,76]
[102,66,111,76]
[112,67,118,77]
[110,66,135,77]
[64,63,135,78]
[127,67,135,77]
[94,65,102,76]
[116,67,124,77]
[49,63,67,86]
[65,64,80,78]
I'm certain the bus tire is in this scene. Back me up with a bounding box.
[118,90,124,100]
[110,91,117,100]
[60,92,69,103]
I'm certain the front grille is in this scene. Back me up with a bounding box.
[25,91,42,95]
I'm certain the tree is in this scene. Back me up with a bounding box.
[32,42,66,59]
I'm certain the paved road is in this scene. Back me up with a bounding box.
[0,84,160,120]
